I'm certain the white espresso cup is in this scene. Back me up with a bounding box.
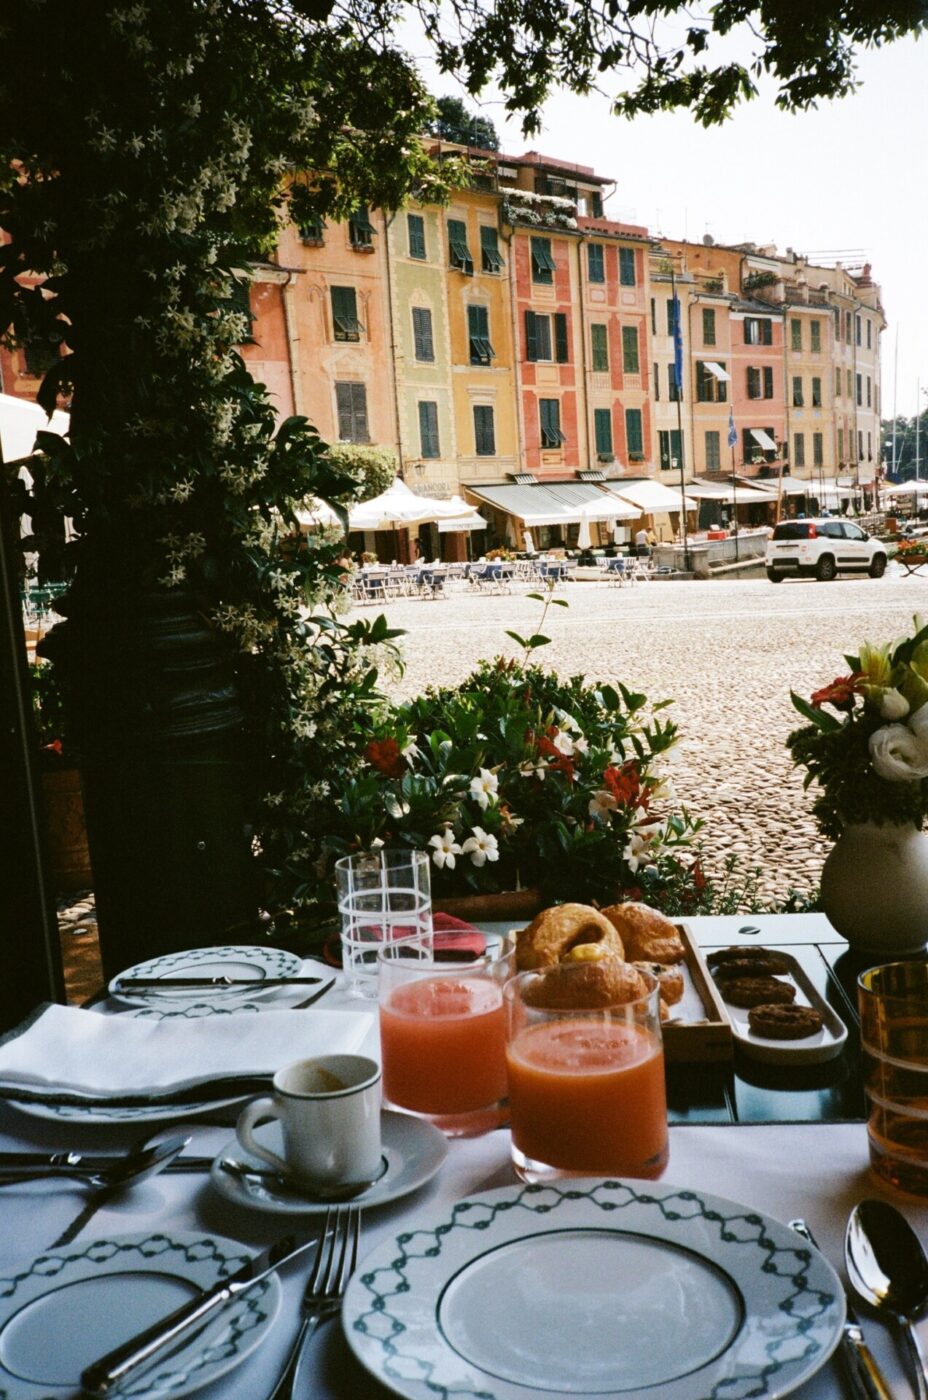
[236,1054,382,1187]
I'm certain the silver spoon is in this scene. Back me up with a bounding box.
[221,1154,387,1202]
[0,1137,191,1191]
[846,1199,928,1400]
[48,1137,191,1250]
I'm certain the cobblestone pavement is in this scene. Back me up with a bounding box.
[361,567,928,905]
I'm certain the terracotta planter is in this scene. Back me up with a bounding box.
[432,889,543,924]
[41,766,93,892]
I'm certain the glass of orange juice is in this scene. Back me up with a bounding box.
[504,964,668,1183]
[378,939,511,1136]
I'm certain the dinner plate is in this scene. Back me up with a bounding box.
[0,1229,281,1398]
[343,1178,845,1400]
[11,1092,246,1126]
[211,1109,448,1215]
[108,945,303,1012]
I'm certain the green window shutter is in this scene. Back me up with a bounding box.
[591,191,603,217]
[835,369,842,398]
[348,206,375,248]
[448,218,473,274]
[531,237,555,283]
[702,308,716,345]
[594,408,613,455]
[331,285,362,340]
[696,361,707,401]
[407,214,426,259]
[668,364,680,401]
[653,362,660,400]
[412,307,434,361]
[794,432,805,467]
[810,320,821,352]
[856,373,862,405]
[474,405,495,455]
[418,401,440,458]
[540,399,564,447]
[658,430,670,471]
[650,298,656,334]
[468,304,494,364]
[621,325,639,374]
[746,367,759,399]
[587,244,605,283]
[705,430,720,470]
[479,226,504,272]
[791,319,802,351]
[619,247,636,286]
[744,319,755,345]
[525,310,538,362]
[535,315,552,360]
[591,323,608,372]
[838,427,844,460]
[625,407,643,456]
[812,376,822,406]
[335,382,368,443]
[813,432,823,466]
[299,214,325,243]
[554,312,569,363]
[867,319,872,349]
[229,279,255,342]
[762,319,772,345]
[666,299,676,335]
[763,366,773,399]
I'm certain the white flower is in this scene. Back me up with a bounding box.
[428,829,461,869]
[461,827,499,867]
[520,759,546,781]
[401,736,420,761]
[650,776,676,803]
[556,711,580,733]
[880,688,910,721]
[588,790,618,821]
[572,735,589,755]
[469,768,499,810]
[552,731,574,757]
[869,724,928,782]
[623,831,651,873]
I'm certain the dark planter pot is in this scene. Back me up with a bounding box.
[432,889,543,923]
[41,766,93,892]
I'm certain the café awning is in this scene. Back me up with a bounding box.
[466,481,636,527]
[749,428,778,452]
[685,481,777,505]
[298,479,473,532]
[602,479,697,513]
[437,495,488,532]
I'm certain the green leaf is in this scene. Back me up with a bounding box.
[525,634,551,649]
[505,631,528,648]
[789,690,843,732]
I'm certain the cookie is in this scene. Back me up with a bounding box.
[712,956,792,982]
[721,976,796,1009]
[706,946,791,973]
[632,960,685,1006]
[748,1003,824,1040]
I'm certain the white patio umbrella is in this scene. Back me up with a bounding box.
[0,392,69,465]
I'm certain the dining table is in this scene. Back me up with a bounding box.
[2,911,927,1400]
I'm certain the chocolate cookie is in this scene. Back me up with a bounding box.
[748,1003,824,1040]
[721,976,796,1008]
[712,956,792,982]
[706,946,791,973]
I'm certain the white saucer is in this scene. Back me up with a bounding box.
[210,1109,448,1215]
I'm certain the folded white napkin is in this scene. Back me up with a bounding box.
[0,1003,373,1105]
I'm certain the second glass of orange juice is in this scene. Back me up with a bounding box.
[378,939,511,1136]
[504,965,668,1182]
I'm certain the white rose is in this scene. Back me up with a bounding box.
[880,688,910,721]
[909,703,928,739]
[869,724,928,782]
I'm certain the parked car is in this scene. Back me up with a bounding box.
[765,518,887,582]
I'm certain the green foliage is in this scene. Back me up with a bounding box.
[322,446,397,504]
[431,95,500,151]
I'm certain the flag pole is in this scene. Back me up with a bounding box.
[727,405,739,560]
[670,266,690,572]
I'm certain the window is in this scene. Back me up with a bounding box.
[866,319,872,349]
[846,369,853,398]
[621,325,639,374]
[468,305,495,364]
[590,191,603,218]
[845,310,852,343]
[335,382,369,442]
[658,429,682,471]
[856,373,862,406]
[625,407,643,457]
[746,367,761,400]
[554,312,569,363]
[855,313,861,346]
[418,400,440,458]
[591,323,609,372]
[744,317,772,345]
[845,521,867,541]
[412,307,434,362]
[531,237,556,284]
[407,214,426,260]
[745,366,772,400]
[790,319,802,352]
[705,430,721,471]
[813,432,824,466]
[299,214,325,243]
[479,226,504,273]
[524,311,552,361]
[229,279,255,342]
[668,364,681,401]
[594,407,613,456]
[696,361,727,403]
[858,429,864,459]
[868,430,873,460]
[653,363,660,400]
[835,369,842,398]
[866,376,872,407]
[650,298,656,334]
[837,428,844,461]
[448,218,473,274]
[702,308,716,346]
[587,244,605,283]
[22,337,59,375]
[619,247,636,286]
[793,432,805,467]
[539,398,565,447]
[348,206,375,249]
[792,376,804,407]
[330,285,363,341]
[812,377,822,407]
[666,299,677,335]
[811,320,821,352]
[473,404,495,456]
[743,428,776,464]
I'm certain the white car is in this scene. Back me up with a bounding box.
[765,518,887,582]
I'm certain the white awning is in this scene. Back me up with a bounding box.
[438,496,488,533]
[703,361,731,382]
[467,482,636,526]
[885,480,928,496]
[750,429,778,451]
[0,393,69,464]
[685,481,777,504]
[603,479,697,513]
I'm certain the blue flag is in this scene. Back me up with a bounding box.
[672,296,683,393]
[727,407,737,448]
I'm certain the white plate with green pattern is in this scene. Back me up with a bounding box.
[108,944,303,1012]
[0,1229,281,1397]
[343,1178,845,1400]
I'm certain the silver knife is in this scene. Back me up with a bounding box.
[789,1218,893,1400]
[80,1229,320,1395]
[0,1151,215,1174]
[112,976,323,989]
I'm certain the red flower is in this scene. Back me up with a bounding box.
[44,739,64,756]
[810,673,864,711]
[603,762,649,809]
[536,734,575,782]
[364,738,405,779]
[692,859,707,892]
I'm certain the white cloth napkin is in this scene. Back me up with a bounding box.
[0,1003,373,1104]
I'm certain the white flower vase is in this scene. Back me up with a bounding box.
[820,821,928,954]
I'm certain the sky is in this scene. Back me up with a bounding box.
[400,20,928,419]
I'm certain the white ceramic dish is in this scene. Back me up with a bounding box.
[721,951,848,1065]
[211,1109,448,1215]
[108,945,303,1012]
[0,1229,281,1398]
[343,1178,845,1400]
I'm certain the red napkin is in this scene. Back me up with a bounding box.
[432,912,488,958]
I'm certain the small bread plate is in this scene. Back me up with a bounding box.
[723,952,847,1065]
[108,945,303,1012]
[211,1109,448,1215]
[0,1229,280,1398]
[343,1178,845,1400]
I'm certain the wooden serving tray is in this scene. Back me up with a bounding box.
[661,922,733,1063]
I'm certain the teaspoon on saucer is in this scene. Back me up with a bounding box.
[220,1155,387,1202]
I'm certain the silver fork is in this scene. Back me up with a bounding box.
[266,1204,361,1400]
